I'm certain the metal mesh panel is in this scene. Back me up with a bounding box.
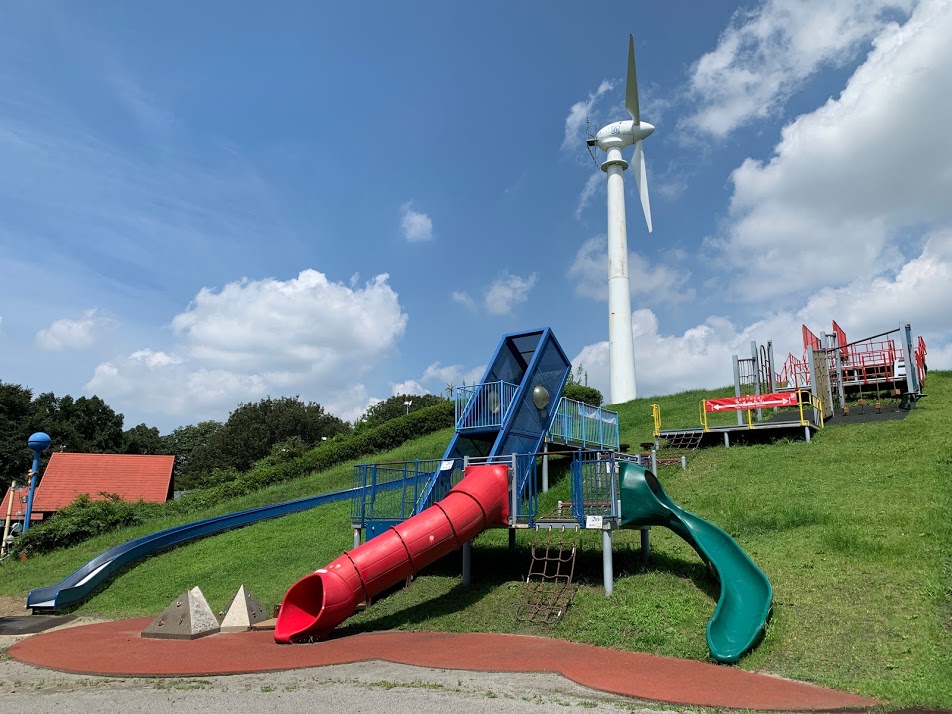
[571,452,619,521]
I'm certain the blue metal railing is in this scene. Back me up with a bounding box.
[548,398,620,450]
[352,458,464,527]
[454,381,519,431]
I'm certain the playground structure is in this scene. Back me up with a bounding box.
[25,327,773,663]
[277,328,773,663]
[777,321,927,411]
[653,320,927,449]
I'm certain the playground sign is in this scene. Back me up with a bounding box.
[705,392,798,412]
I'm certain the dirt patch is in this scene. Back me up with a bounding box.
[0,596,27,617]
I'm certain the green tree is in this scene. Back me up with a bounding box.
[561,365,603,407]
[30,393,124,453]
[185,397,350,480]
[361,393,447,428]
[0,382,35,492]
[122,423,166,455]
[162,420,224,489]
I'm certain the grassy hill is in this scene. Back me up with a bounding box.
[2,374,950,708]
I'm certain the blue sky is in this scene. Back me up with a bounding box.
[2,0,950,433]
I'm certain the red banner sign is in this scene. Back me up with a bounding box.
[704,392,799,412]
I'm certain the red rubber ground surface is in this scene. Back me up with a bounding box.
[10,618,880,711]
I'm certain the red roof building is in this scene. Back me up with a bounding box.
[7,453,175,524]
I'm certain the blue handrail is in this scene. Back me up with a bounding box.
[454,381,519,431]
[547,397,620,450]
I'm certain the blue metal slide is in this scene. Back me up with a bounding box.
[26,485,380,612]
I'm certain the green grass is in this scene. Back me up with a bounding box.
[2,376,951,708]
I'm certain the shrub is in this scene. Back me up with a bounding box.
[12,493,160,556]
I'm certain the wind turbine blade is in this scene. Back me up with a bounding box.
[625,34,640,124]
[633,140,652,233]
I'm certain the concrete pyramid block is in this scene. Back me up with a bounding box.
[141,586,220,640]
[219,585,269,633]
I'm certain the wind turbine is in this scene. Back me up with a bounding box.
[587,34,654,404]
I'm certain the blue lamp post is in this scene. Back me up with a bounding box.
[23,432,51,534]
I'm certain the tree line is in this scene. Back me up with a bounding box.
[0,382,450,494]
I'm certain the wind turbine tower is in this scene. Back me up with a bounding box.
[587,35,654,404]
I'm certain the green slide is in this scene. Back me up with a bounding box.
[619,462,772,663]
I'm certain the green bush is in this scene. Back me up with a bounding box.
[12,493,160,556]
[563,382,604,407]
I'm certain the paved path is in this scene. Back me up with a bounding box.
[10,617,880,711]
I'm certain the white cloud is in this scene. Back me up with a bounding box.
[567,236,695,306]
[171,270,406,372]
[129,348,182,368]
[562,79,614,152]
[391,380,426,396]
[420,361,486,390]
[484,271,537,316]
[385,361,486,403]
[87,359,267,421]
[795,229,952,339]
[684,0,914,137]
[716,0,952,301]
[575,172,602,220]
[35,308,115,350]
[400,202,433,242]
[86,269,408,426]
[452,290,477,312]
[454,272,539,316]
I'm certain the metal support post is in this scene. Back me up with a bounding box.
[650,449,657,474]
[23,435,50,534]
[732,354,744,425]
[724,432,730,448]
[541,442,549,493]
[832,335,846,410]
[902,322,917,397]
[353,528,361,549]
[806,346,821,424]
[751,340,763,421]
[509,454,518,527]
[640,527,650,564]
[805,426,811,443]
[680,456,687,470]
[609,453,618,517]
[602,529,614,596]
[461,541,472,586]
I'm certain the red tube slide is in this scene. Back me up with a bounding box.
[274,463,510,644]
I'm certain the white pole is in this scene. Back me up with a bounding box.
[602,529,614,596]
[604,146,637,403]
[1,480,16,558]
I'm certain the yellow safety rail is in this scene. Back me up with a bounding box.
[651,403,662,437]
[796,389,825,428]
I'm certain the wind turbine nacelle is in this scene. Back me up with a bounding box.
[595,120,655,151]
